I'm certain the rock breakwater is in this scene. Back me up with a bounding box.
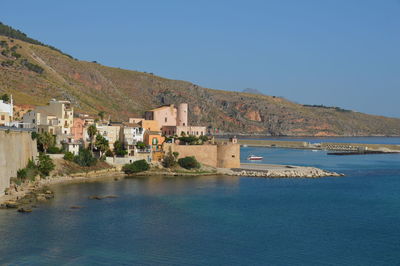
[232,164,343,178]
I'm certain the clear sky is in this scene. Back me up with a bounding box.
[2,0,400,117]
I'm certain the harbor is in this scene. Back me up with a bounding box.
[217,138,400,153]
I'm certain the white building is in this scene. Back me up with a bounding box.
[121,122,144,156]
[0,95,13,126]
[23,99,74,137]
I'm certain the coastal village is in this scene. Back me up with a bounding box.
[0,94,243,205]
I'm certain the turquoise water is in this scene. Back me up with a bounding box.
[1,147,400,265]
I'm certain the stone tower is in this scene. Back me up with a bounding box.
[177,103,188,126]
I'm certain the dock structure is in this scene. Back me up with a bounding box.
[216,138,400,152]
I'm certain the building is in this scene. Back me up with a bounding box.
[144,130,164,147]
[120,122,144,156]
[62,138,81,155]
[0,95,13,126]
[71,118,85,141]
[143,103,206,137]
[23,99,74,136]
[162,125,206,137]
[163,137,240,168]
[144,103,188,128]
[96,124,121,150]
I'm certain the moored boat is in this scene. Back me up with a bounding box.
[247,155,263,161]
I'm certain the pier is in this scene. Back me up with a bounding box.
[216,138,400,152]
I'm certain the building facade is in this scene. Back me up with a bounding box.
[0,96,13,126]
[23,99,74,136]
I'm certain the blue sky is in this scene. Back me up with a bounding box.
[2,0,400,117]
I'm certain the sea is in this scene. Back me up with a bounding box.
[0,137,400,265]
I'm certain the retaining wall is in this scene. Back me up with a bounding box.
[0,129,37,195]
[164,143,240,168]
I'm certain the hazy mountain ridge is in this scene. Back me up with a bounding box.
[0,26,399,136]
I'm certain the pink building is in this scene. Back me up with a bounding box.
[144,103,206,137]
[144,103,188,129]
[71,117,84,141]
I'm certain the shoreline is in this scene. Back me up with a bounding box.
[0,164,343,207]
[0,169,124,206]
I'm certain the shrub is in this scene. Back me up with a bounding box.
[105,149,114,157]
[17,168,27,179]
[178,156,200,170]
[136,141,146,150]
[21,59,44,74]
[163,147,178,168]
[37,153,55,177]
[74,148,97,167]
[179,135,201,145]
[63,151,74,161]
[122,160,149,174]
[47,146,62,154]
[1,60,14,67]
[31,131,38,140]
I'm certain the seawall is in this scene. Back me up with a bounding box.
[217,138,400,152]
[0,129,37,196]
[164,143,240,168]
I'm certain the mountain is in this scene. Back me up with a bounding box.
[0,23,399,136]
[242,88,265,95]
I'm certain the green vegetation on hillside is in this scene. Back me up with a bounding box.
[0,21,73,59]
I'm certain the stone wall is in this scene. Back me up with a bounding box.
[217,143,240,168]
[164,143,240,168]
[0,129,37,195]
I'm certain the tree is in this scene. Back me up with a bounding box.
[87,124,97,153]
[113,140,127,157]
[98,111,105,121]
[163,147,179,168]
[95,133,109,156]
[37,132,55,153]
[1,94,9,102]
[74,148,97,167]
[37,153,55,177]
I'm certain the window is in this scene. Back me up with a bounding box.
[165,117,167,122]
[0,115,4,120]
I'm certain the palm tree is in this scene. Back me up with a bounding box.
[95,133,109,157]
[98,111,105,121]
[87,124,97,153]
[37,132,54,153]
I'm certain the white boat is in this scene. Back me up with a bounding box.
[247,155,263,161]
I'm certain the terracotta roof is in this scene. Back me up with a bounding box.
[123,122,141,128]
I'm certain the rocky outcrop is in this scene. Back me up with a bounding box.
[231,167,343,178]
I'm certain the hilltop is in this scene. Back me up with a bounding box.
[0,23,399,136]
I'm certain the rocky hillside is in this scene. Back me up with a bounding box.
[0,26,399,136]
